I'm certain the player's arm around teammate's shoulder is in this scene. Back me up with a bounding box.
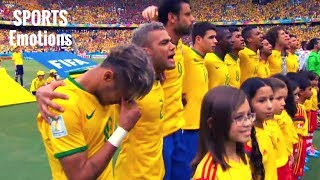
[36,80,69,123]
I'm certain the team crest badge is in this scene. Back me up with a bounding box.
[50,115,68,138]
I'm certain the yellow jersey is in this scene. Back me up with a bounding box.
[162,39,186,136]
[264,119,288,168]
[30,77,46,93]
[267,50,282,75]
[248,126,277,180]
[275,110,299,155]
[182,48,208,129]
[114,81,165,180]
[293,104,309,137]
[304,88,318,111]
[193,152,251,180]
[257,60,271,78]
[37,77,116,180]
[205,53,230,89]
[239,47,259,84]
[225,53,241,89]
[286,52,299,73]
[12,52,23,65]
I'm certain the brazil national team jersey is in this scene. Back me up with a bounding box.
[114,80,165,179]
[267,50,282,75]
[182,48,208,130]
[286,52,299,72]
[205,52,230,89]
[225,53,241,88]
[37,77,116,180]
[257,60,271,78]
[162,39,186,137]
[239,47,259,84]
[193,153,251,180]
[303,88,318,111]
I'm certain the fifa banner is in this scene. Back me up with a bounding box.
[23,52,98,78]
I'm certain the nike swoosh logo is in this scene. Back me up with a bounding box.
[215,66,220,69]
[86,109,96,120]
[193,59,202,62]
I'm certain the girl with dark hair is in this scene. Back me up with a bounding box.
[241,77,276,180]
[192,86,254,179]
[264,78,293,180]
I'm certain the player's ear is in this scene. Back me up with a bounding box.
[103,70,114,82]
[247,36,252,44]
[168,12,177,24]
[195,35,202,44]
[143,47,153,57]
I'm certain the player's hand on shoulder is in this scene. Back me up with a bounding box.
[119,98,141,131]
[142,5,158,21]
[36,80,68,123]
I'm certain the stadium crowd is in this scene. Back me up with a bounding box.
[3,0,320,180]
[0,0,318,52]
[1,0,319,23]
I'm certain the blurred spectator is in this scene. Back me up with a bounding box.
[2,0,319,23]
[0,0,318,52]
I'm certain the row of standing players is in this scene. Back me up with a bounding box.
[35,1,320,180]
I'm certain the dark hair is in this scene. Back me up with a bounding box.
[192,87,247,173]
[289,34,297,38]
[301,41,308,50]
[284,30,290,35]
[158,0,190,25]
[272,74,297,118]
[265,26,284,48]
[241,77,268,101]
[240,77,266,180]
[306,38,319,50]
[216,27,229,42]
[101,44,154,100]
[287,72,311,91]
[264,77,287,92]
[303,71,318,81]
[191,22,216,45]
[229,26,240,34]
[241,26,257,44]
